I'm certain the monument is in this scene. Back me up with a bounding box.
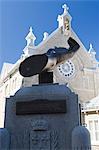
[0,37,91,150]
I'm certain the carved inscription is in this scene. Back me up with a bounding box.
[16,100,66,115]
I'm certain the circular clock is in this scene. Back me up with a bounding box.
[58,60,75,78]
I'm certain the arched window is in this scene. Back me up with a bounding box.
[14,77,17,89]
[11,77,17,91]
[12,79,15,90]
[94,120,99,141]
[5,84,8,96]
[64,18,70,30]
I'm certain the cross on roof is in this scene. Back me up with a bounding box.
[62,4,69,14]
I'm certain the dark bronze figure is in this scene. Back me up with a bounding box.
[19,37,80,77]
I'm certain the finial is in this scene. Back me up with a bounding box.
[62,4,69,14]
[89,43,93,50]
[29,26,33,33]
[43,32,49,41]
[89,43,96,53]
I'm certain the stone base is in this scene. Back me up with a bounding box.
[0,84,91,150]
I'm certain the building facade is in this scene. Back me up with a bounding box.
[0,62,23,127]
[82,96,99,150]
[0,4,99,148]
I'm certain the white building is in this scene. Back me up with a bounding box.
[0,5,99,148]
[0,61,23,127]
[82,96,99,150]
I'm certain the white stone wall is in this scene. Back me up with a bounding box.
[0,87,5,127]
[0,71,23,127]
[84,113,99,147]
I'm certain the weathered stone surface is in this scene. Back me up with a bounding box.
[72,126,91,150]
[0,128,10,149]
[4,84,79,149]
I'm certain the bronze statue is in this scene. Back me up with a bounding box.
[19,37,80,77]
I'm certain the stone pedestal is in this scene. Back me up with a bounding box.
[0,84,91,150]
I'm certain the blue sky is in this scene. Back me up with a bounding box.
[0,0,99,72]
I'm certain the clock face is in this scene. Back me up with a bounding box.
[58,60,75,78]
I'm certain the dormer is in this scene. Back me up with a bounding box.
[57,4,72,35]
